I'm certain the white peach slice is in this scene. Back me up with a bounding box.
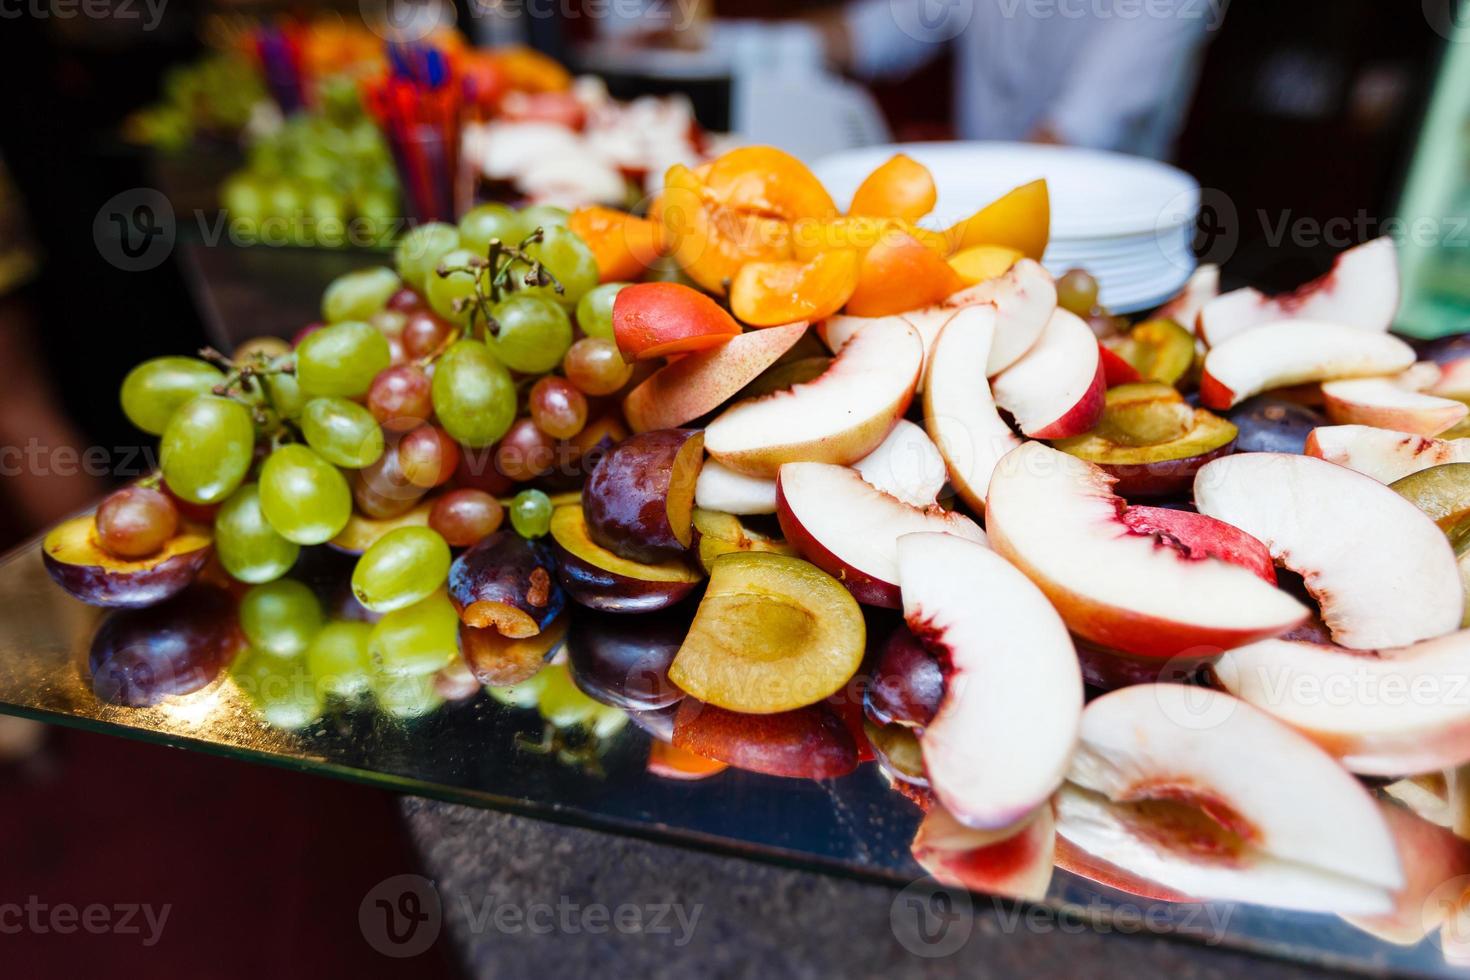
[1199,320,1416,410]
[922,305,1022,513]
[985,443,1307,659]
[911,801,1056,902]
[704,317,923,477]
[693,459,777,515]
[1155,263,1219,331]
[1197,237,1400,347]
[1343,801,1470,946]
[897,532,1082,829]
[1194,452,1462,649]
[991,309,1105,439]
[1305,425,1470,484]
[1059,684,1402,915]
[1213,631,1470,776]
[1321,377,1468,436]
[942,258,1057,375]
[852,419,947,507]
[776,463,987,608]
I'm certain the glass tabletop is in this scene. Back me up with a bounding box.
[0,532,1463,978]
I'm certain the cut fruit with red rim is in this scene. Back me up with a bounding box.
[991,308,1105,439]
[1058,684,1403,915]
[985,442,1307,659]
[911,802,1056,902]
[1305,425,1470,485]
[1199,320,1416,411]
[851,419,947,508]
[941,258,1057,375]
[1321,377,1469,436]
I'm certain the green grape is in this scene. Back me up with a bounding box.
[368,590,459,677]
[510,489,553,538]
[488,295,572,374]
[395,222,462,294]
[306,621,373,698]
[487,668,550,708]
[215,483,300,583]
[263,357,306,420]
[301,397,384,468]
[589,704,629,739]
[536,663,598,729]
[574,282,627,341]
[521,226,599,307]
[295,320,390,398]
[351,526,451,613]
[232,648,322,729]
[369,669,444,719]
[430,339,516,447]
[239,579,323,658]
[159,395,255,504]
[459,203,528,256]
[258,444,353,545]
[322,266,401,323]
[120,357,225,435]
[220,174,268,225]
[520,204,569,230]
[425,248,484,326]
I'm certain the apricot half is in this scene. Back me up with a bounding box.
[44,514,212,608]
[729,249,859,327]
[846,230,964,317]
[1051,383,1237,498]
[612,282,742,361]
[943,178,1051,260]
[567,206,662,283]
[549,504,703,613]
[848,154,937,223]
[668,552,864,714]
[659,164,793,295]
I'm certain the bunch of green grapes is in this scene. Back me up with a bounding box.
[124,53,267,150]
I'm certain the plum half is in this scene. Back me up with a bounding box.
[549,504,703,613]
[567,605,688,711]
[692,508,795,574]
[461,614,568,686]
[671,699,858,780]
[668,552,865,714]
[1051,383,1236,498]
[448,530,564,637]
[89,585,241,706]
[582,429,704,564]
[44,514,212,608]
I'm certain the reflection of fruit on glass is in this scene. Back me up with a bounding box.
[89,586,240,707]
[566,605,686,712]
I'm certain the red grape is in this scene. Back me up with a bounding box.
[398,425,460,489]
[429,489,504,546]
[291,322,325,349]
[529,376,588,439]
[495,418,557,482]
[386,287,425,313]
[353,445,427,518]
[95,486,178,559]
[453,446,514,496]
[401,310,453,359]
[367,364,433,432]
[563,337,633,396]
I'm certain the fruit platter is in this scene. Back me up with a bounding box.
[10,144,1470,974]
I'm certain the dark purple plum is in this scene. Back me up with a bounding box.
[448,530,563,637]
[864,624,943,729]
[582,429,703,563]
[88,586,241,706]
[1227,396,1326,455]
[566,606,688,711]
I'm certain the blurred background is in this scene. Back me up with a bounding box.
[0,0,1466,974]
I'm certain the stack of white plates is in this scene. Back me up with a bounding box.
[812,142,1200,314]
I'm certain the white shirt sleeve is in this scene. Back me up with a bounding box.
[844,0,954,79]
[1043,4,1216,154]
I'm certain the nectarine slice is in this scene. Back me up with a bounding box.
[612,282,741,361]
[847,153,937,223]
[729,249,859,327]
[846,230,964,318]
[668,552,865,714]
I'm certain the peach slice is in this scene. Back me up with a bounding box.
[911,802,1056,902]
[845,230,965,318]
[1197,237,1400,347]
[658,163,793,295]
[992,309,1106,439]
[691,508,795,573]
[567,206,662,283]
[548,505,703,613]
[1214,631,1470,776]
[704,316,923,477]
[1198,320,1416,410]
[1155,263,1219,331]
[943,178,1050,261]
[899,532,1082,829]
[1194,452,1462,649]
[947,245,1022,286]
[847,153,937,223]
[1059,684,1402,915]
[612,282,742,361]
[729,249,859,327]
[986,443,1307,659]
[1051,383,1237,499]
[851,418,947,507]
[1433,357,1470,402]
[1305,425,1470,484]
[671,698,858,779]
[694,459,777,515]
[1343,801,1470,946]
[776,462,988,608]
[668,552,865,714]
[922,305,1023,512]
[1321,377,1469,436]
[942,258,1057,375]
[1097,343,1142,387]
[621,320,808,433]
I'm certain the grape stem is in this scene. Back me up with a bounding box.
[198,346,295,444]
[435,226,564,342]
